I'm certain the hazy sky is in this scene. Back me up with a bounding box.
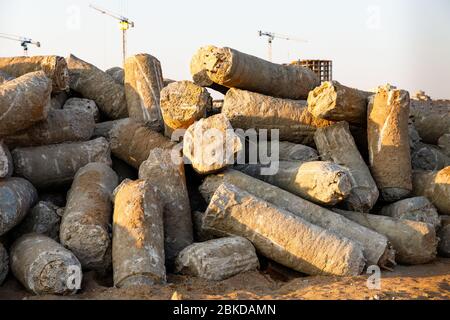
[0,0,449,99]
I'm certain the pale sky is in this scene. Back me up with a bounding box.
[0,0,449,99]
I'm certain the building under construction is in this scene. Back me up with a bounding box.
[293,59,333,83]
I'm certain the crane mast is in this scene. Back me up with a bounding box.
[89,4,134,66]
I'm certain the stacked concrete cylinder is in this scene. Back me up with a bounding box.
[204,183,366,276]
[0,178,38,236]
[124,54,164,130]
[12,201,61,241]
[413,167,450,215]
[200,170,394,268]
[60,163,118,272]
[336,209,437,265]
[314,121,379,212]
[307,81,371,125]
[11,234,82,295]
[112,179,166,287]
[160,80,210,137]
[67,54,128,119]
[379,197,441,228]
[236,161,352,206]
[0,71,52,137]
[222,88,334,145]
[0,55,69,93]
[367,86,412,201]
[410,99,450,144]
[63,98,100,122]
[183,114,242,174]
[190,45,319,99]
[110,118,175,169]
[175,236,259,281]
[139,148,193,266]
[12,137,112,188]
[3,108,95,148]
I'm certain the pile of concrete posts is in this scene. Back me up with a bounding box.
[0,49,448,296]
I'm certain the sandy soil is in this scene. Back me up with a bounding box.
[1,258,449,300]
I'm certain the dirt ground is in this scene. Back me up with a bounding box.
[0,258,449,300]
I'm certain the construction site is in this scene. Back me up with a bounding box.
[0,0,449,305]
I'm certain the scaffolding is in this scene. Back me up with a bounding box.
[295,60,333,83]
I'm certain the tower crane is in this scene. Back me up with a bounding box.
[89,4,134,66]
[0,33,40,56]
[258,30,307,62]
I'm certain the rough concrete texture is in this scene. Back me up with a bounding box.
[0,55,69,93]
[183,114,242,174]
[0,70,14,84]
[204,183,366,276]
[380,197,441,229]
[236,161,352,206]
[190,45,319,99]
[63,97,100,122]
[192,211,228,242]
[413,167,450,215]
[367,86,412,202]
[408,121,421,150]
[189,46,229,94]
[67,54,128,119]
[112,179,166,287]
[105,67,124,85]
[175,236,259,281]
[199,170,394,268]
[250,140,318,164]
[0,242,8,286]
[307,81,372,125]
[0,71,51,137]
[223,88,334,145]
[60,163,118,272]
[124,54,164,129]
[11,234,82,295]
[139,148,193,266]
[410,99,450,144]
[335,209,437,265]
[0,177,37,236]
[110,118,175,169]
[411,142,450,171]
[438,216,450,257]
[12,201,61,241]
[50,91,69,110]
[438,134,450,157]
[12,137,112,189]
[0,141,13,178]
[4,109,95,148]
[269,141,319,162]
[314,121,379,212]
[92,119,126,140]
[160,80,210,137]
